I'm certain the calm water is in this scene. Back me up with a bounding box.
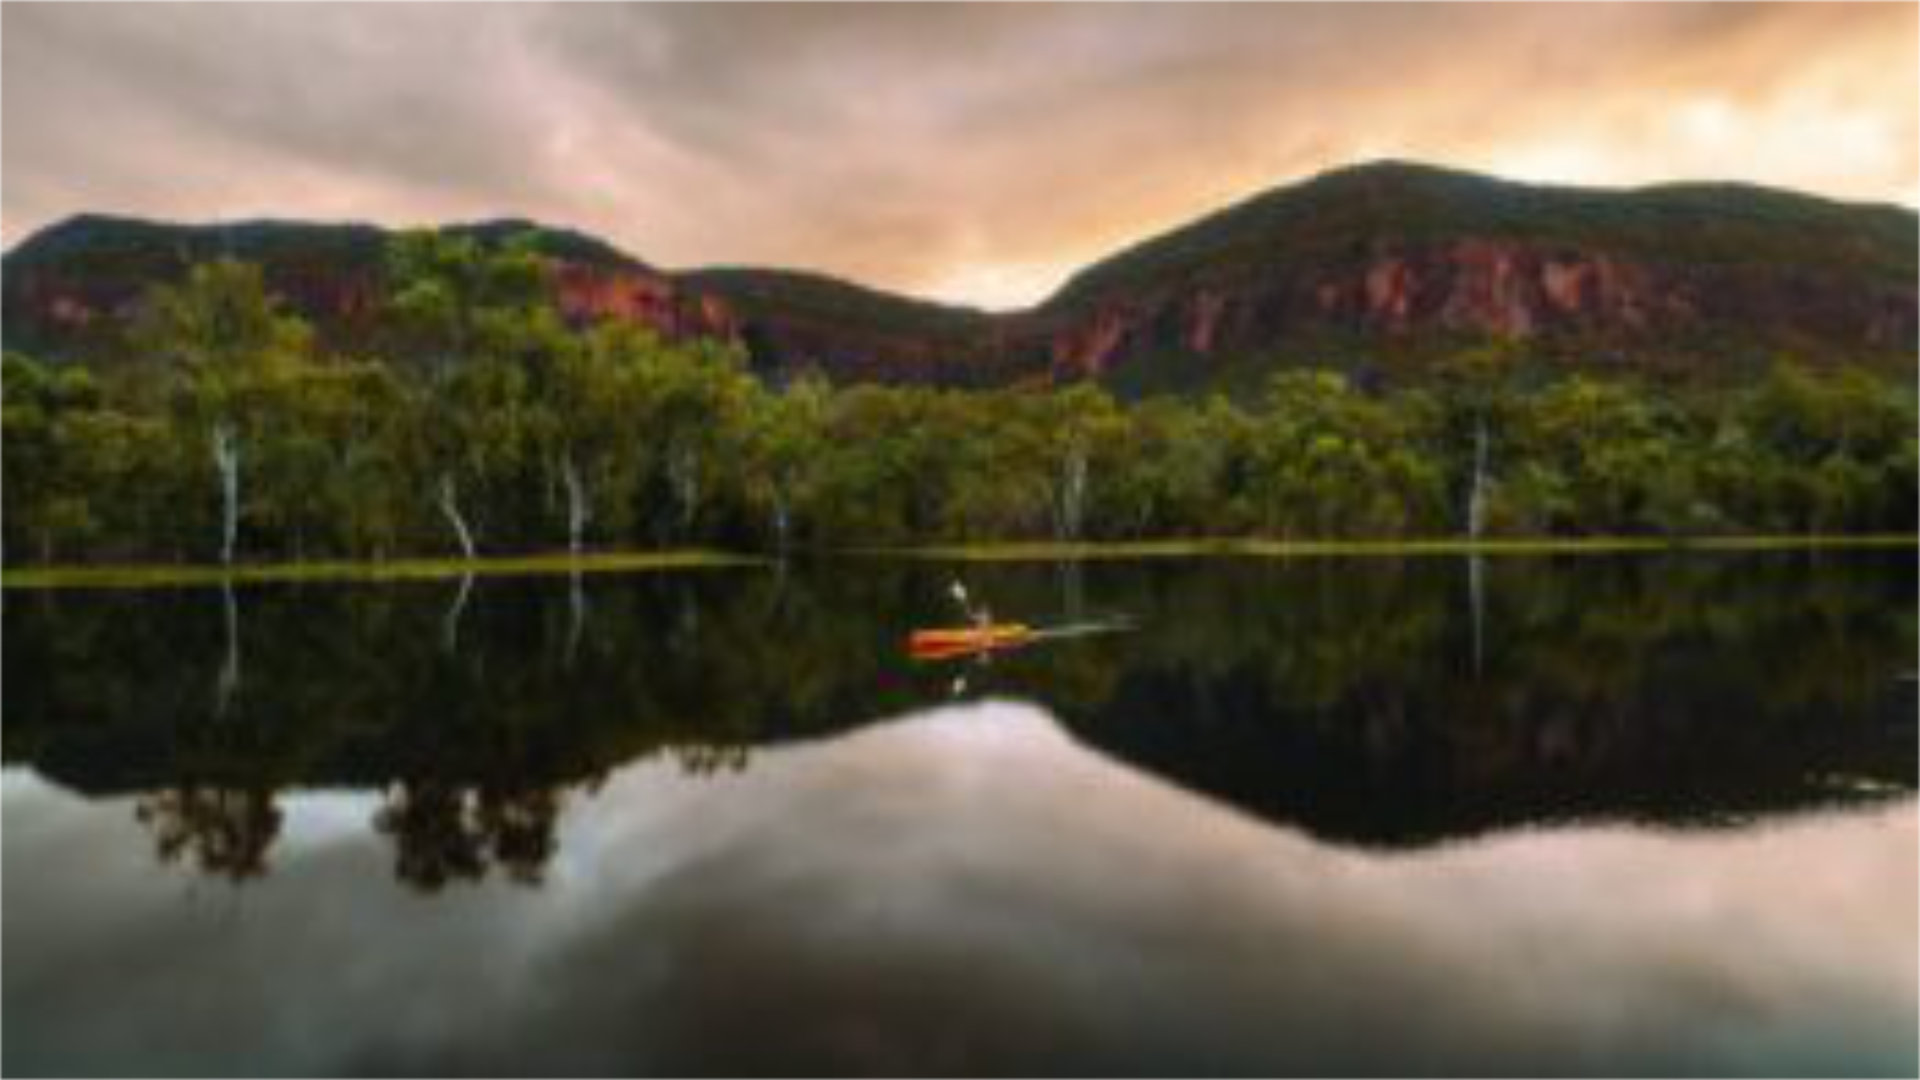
[4,551,1916,1076]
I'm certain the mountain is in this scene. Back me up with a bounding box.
[678,267,1020,387]
[6,162,1915,392]
[1,213,733,364]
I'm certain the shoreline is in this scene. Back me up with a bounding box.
[867,533,1920,562]
[0,550,765,590]
[4,533,1914,590]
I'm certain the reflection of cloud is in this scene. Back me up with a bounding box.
[3,4,1915,307]
[4,704,1916,1075]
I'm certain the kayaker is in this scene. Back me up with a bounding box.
[950,580,992,631]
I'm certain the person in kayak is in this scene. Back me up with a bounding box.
[950,580,991,630]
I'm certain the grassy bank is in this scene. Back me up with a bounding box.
[861,533,1920,563]
[5,534,1914,590]
[0,549,764,590]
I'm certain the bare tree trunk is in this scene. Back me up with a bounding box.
[560,451,589,555]
[1467,415,1490,541]
[1464,415,1491,678]
[437,473,477,560]
[669,442,700,538]
[771,488,791,555]
[1057,445,1089,542]
[211,422,240,565]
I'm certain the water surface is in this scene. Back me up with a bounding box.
[5,551,1915,1075]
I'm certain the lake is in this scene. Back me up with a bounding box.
[4,550,1916,1076]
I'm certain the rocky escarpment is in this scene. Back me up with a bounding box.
[6,163,1915,389]
[1028,236,1919,384]
[1019,163,1916,388]
[552,263,734,342]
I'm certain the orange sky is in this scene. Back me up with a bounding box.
[4,2,1915,309]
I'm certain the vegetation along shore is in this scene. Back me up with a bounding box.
[5,220,1914,571]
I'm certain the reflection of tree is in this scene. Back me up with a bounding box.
[1050,552,1920,844]
[441,572,475,655]
[134,785,283,882]
[476,784,563,886]
[671,742,751,775]
[374,781,488,892]
[14,551,1915,872]
[214,581,242,719]
[565,568,587,668]
[374,779,567,891]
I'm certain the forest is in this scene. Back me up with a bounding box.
[4,231,1915,567]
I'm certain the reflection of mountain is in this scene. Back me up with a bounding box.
[3,552,1914,882]
[1055,672,1915,848]
[1046,553,1917,845]
[6,705,1915,1077]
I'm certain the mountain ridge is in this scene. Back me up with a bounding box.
[7,161,1915,391]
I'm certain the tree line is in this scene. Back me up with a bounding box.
[4,231,1915,566]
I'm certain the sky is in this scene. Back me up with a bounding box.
[4,2,1916,309]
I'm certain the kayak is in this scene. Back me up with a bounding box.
[908,623,1032,658]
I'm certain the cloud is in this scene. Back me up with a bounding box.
[5,705,1916,1075]
[4,3,1914,307]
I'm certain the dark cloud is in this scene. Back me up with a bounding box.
[4,3,1913,306]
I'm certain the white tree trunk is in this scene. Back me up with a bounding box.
[1058,445,1089,542]
[438,473,477,560]
[560,451,589,555]
[1467,416,1490,541]
[771,488,791,554]
[669,443,700,536]
[211,422,241,565]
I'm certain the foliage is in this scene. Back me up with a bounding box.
[4,236,1914,567]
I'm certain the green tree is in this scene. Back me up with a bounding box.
[629,336,757,545]
[1502,376,1703,534]
[1726,361,1919,532]
[1430,339,1528,538]
[131,259,317,564]
[384,230,567,556]
[743,375,830,552]
[1039,384,1126,541]
[1245,371,1443,538]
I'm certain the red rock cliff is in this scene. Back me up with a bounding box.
[1033,237,1916,381]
